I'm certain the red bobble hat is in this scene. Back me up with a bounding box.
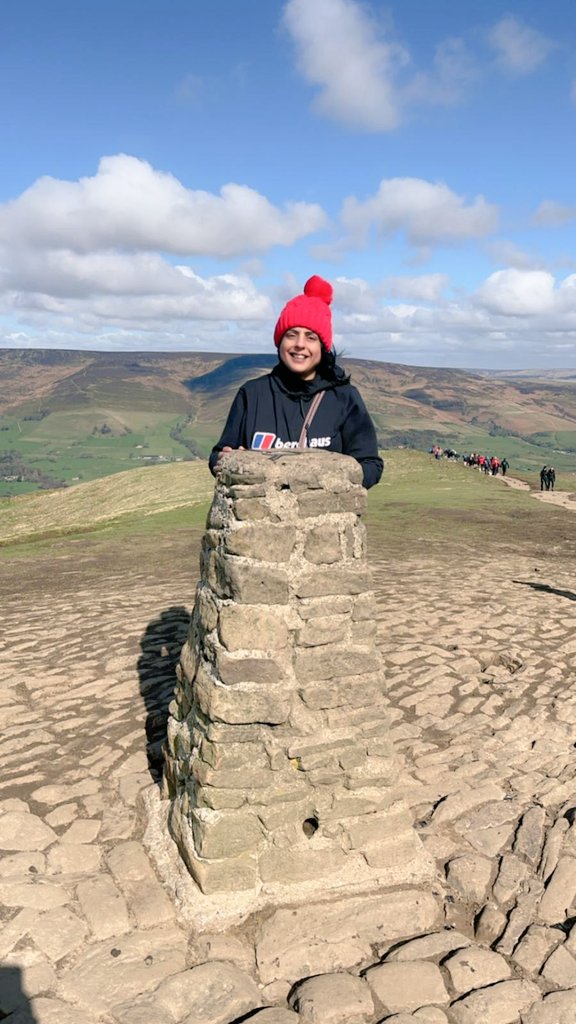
[273,275,334,352]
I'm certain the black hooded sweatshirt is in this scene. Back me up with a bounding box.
[209,362,383,489]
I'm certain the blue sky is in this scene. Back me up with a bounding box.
[1,0,575,368]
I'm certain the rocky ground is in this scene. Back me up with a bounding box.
[1,488,576,1024]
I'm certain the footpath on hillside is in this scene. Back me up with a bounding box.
[501,473,576,515]
[1,496,576,1022]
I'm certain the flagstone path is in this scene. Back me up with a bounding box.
[1,513,576,1023]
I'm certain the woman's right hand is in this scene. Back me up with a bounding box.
[215,446,245,474]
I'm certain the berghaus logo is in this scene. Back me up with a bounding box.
[251,432,276,450]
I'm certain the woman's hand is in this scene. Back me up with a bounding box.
[215,446,245,474]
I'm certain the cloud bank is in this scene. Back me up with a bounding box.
[0,156,574,367]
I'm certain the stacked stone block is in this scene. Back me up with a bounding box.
[164,449,431,897]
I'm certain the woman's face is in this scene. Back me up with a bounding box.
[278,327,323,380]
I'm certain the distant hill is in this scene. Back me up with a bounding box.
[1,347,576,495]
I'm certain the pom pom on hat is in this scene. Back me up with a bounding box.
[274,275,333,351]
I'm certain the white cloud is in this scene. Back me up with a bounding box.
[406,37,478,107]
[384,273,449,302]
[282,0,408,131]
[475,269,556,315]
[0,155,327,257]
[1,262,272,324]
[3,267,576,367]
[282,0,480,131]
[532,200,576,228]
[488,16,555,75]
[487,240,547,271]
[341,177,498,247]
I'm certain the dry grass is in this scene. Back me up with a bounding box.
[0,462,213,545]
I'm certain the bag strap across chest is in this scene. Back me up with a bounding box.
[297,391,326,448]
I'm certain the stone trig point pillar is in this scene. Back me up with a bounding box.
[163,450,432,910]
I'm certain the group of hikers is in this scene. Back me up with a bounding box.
[429,446,562,492]
[540,465,556,491]
[430,446,509,476]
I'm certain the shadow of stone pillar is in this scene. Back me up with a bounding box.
[163,449,433,905]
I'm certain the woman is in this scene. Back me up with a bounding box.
[209,275,383,489]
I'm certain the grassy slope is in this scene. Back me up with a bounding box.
[2,452,575,569]
[0,461,213,547]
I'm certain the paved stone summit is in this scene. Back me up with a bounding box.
[2,466,576,1022]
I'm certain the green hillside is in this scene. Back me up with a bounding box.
[0,461,213,547]
[2,348,576,496]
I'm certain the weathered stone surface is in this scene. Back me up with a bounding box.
[343,806,413,848]
[513,805,546,866]
[360,831,435,884]
[303,524,342,565]
[522,989,576,1024]
[411,1011,449,1024]
[216,651,287,687]
[295,646,381,682]
[29,906,88,961]
[295,569,371,599]
[539,856,576,924]
[0,880,70,910]
[541,943,576,986]
[200,738,268,770]
[30,780,99,806]
[256,890,441,983]
[107,841,156,882]
[225,523,296,561]
[188,850,259,894]
[220,557,290,604]
[218,604,289,651]
[297,596,353,620]
[246,1011,300,1024]
[58,928,187,1012]
[446,853,493,903]
[365,961,449,1014]
[443,947,511,994]
[0,852,46,877]
[194,668,291,726]
[474,903,507,946]
[13,996,99,1024]
[109,996,174,1024]
[153,961,263,1024]
[385,931,472,962]
[511,924,561,973]
[431,785,506,825]
[449,979,541,1024]
[60,819,101,844]
[190,933,256,974]
[259,846,348,884]
[0,812,56,851]
[492,852,529,905]
[46,843,102,875]
[291,972,374,1023]
[76,875,130,939]
[192,807,262,858]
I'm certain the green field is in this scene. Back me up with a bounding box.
[0,408,201,497]
[2,450,574,564]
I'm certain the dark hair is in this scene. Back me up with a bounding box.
[320,345,350,383]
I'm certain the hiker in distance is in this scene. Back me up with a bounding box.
[209,275,384,489]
